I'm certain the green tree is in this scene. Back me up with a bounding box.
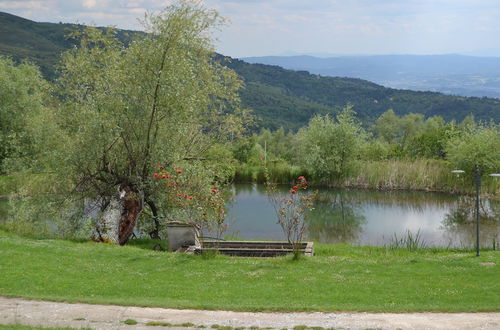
[0,56,48,172]
[255,127,294,163]
[407,116,457,159]
[232,136,256,164]
[372,109,400,144]
[399,113,425,146]
[446,125,500,177]
[372,110,427,158]
[296,106,366,182]
[458,114,477,132]
[19,1,245,243]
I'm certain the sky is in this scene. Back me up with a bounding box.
[1,0,500,58]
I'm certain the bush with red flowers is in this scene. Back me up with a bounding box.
[267,175,316,259]
[152,163,228,239]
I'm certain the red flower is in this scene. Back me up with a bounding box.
[153,173,159,178]
[189,196,193,200]
[293,185,298,190]
[177,169,183,174]
[212,188,218,194]
[177,193,183,197]
[291,189,297,194]
[162,174,168,179]
[298,176,305,181]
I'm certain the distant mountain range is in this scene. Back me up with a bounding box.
[1,11,500,131]
[243,55,500,98]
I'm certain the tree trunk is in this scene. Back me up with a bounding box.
[92,184,143,245]
[146,199,161,239]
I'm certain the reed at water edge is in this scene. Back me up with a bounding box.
[233,159,500,197]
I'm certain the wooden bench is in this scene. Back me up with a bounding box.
[196,240,314,257]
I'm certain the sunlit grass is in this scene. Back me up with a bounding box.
[0,230,498,312]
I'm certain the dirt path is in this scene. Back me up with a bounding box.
[1,296,499,330]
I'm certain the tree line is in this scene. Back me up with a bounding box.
[233,107,500,186]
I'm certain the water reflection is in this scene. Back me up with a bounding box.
[1,183,497,248]
[304,188,455,246]
[307,194,365,244]
[226,184,500,247]
[441,197,500,249]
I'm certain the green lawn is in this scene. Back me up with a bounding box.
[0,230,498,312]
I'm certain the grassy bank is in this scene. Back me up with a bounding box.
[0,230,499,312]
[234,159,500,196]
[233,164,311,186]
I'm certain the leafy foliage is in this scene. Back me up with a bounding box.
[295,106,366,182]
[153,164,228,239]
[0,56,48,173]
[5,2,245,238]
[372,109,459,159]
[446,124,500,176]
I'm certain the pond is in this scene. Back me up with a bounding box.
[224,184,500,248]
[1,186,498,249]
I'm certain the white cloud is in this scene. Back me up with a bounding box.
[82,0,96,9]
[0,1,45,9]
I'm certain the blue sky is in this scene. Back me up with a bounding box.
[1,0,500,57]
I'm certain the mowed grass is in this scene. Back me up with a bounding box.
[0,230,498,312]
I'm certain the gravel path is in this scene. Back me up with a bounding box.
[1,296,499,330]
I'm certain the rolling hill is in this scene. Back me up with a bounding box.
[0,12,138,79]
[222,56,500,129]
[1,11,500,131]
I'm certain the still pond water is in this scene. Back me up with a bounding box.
[225,184,500,248]
[1,185,498,248]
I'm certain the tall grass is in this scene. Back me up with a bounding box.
[233,159,500,196]
[233,164,310,184]
[347,159,500,195]
[345,159,463,192]
[386,230,427,251]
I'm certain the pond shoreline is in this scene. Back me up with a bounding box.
[227,183,499,248]
[233,159,500,198]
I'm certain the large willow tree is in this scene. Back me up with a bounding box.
[24,1,244,243]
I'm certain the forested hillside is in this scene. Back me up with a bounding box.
[1,11,500,131]
[222,57,500,129]
[0,12,139,79]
